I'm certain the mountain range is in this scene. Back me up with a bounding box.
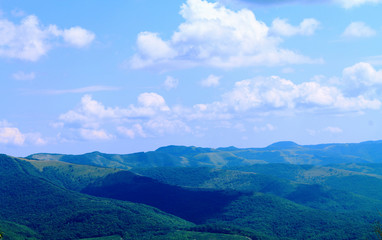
[3,140,382,239]
[27,140,382,169]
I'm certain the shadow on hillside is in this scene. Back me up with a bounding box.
[82,171,244,223]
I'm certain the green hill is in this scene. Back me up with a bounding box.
[133,167,382,212]
[0,154,193,240]
[27,159,120,191]
[10,140,382,239]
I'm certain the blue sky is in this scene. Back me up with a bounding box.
[1,0,382,156]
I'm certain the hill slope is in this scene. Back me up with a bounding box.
[0,154,193,240]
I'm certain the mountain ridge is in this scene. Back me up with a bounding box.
[26,140,382,168]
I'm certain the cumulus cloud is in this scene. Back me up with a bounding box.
[130,0,319,70]
[59,94,125,129]
[135,32,177,62]
[324,126,343,133]
[342,62,382,96]
[342,22,376,38]
[270,18,320,37]
[0,126,25,145]
[60,27,95,47]
[117,124,146,139]
[192,76,380,119]
[201,74,221,87]
[164,76,179,90]
[0,120,46,146]
[58,93,189,141]
[0,14,94,61]
[138,92,170,111]
[57,66,382,142]
[145,118,191,135]
[79,128,114,140]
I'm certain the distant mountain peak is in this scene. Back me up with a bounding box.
[266,141,301,150]
[217,146,239,151]
[86,151,103,155]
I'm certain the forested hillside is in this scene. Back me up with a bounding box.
[4,141,382,239]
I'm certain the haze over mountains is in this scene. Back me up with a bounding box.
[3,140,382,239]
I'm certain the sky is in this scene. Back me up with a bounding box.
[1,0,382,156]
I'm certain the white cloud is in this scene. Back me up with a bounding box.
[57,67,382,142]
[270,18,320,37]
[145,118,191,135]
[164,76,179,90]
[208,76,381,114]
[342,22,376,38]
[136,32,177,60]
[130,0,319,70]
[0,14,94,61]
[58,93,186,141]
[25,132,47,146]
[59,94,124,129]
[342,62,382,96]
[79,128,114,140]
[138,92,170,112]
[59,93,171,127]
[335,0,382,8]
[324,126,343,133]
[117,126,135,139]
[343,62,382,85]
[201,74,221,87]
[118,124,146,139]
[12,71,35,81]
[0,126,25,146]
[0,120,46,146]
[61,27,95,47]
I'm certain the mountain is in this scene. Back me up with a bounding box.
[133,167,382,212]
[80,167,378,239]
[20,155,380,239]
[0,154,193,240]
[9,140,382,239]
[81,170,243,224]
[27,140,382,168]
[230,163,382,202]
[265,141,301,150]
[2,155,269,240]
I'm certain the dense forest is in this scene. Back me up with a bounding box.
[3,141,382,239]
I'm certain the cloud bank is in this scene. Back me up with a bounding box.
[130,0,320,70]
[57,62,382,142]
